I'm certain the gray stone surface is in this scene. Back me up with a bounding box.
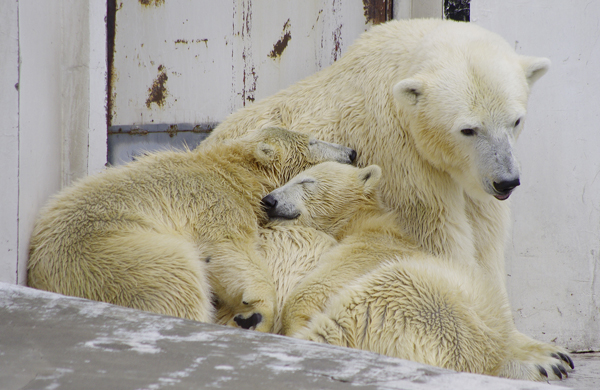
[0,283,574,389]
[561,352,600,389]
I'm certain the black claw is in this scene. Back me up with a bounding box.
[558,364,568,378]
[551,353,560,360]
[551,365,563,379]
[558,352,575,369]
[537,365,548,378]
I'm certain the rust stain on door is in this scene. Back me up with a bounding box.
[363,0,393,24]
[268,19,291,59]
[146,65,168,108]
[139,0,165,7]
[106,0,121,127]
[331,0,343,62]
[235,0,257,106]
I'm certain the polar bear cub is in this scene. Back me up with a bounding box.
[28,128,356,332]
[263,162,572,381]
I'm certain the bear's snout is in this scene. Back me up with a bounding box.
[261,194,278,214]
[349,149,357,163]
[492,178,520,200]
[261,193,300,219]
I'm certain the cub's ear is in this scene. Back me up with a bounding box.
[255,142,278,165]
[357,165,382,195]
[393,78,423,105]
[520,56,551,86]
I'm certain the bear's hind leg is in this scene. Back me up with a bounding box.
[89,229,214,323]
[292,312,352,347]
[206,241,277,333]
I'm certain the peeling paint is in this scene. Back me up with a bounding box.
[139,0,164,7]
[175,38,208,47]
[145,65,168,108]
[239,0,257,105]
[112,1,385,126]
[166,124,178,138]
[268,19,292,59]
[128,127,149,135]
[331,25,342,62]
[107,0,117,127]
[192,123,218,133]
[362,0,392,25]
[331,0,343,62]
[108,127,150,136]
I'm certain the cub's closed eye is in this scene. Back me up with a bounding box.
[460,128,476,136]
[299,179,315,185]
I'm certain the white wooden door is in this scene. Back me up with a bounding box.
[107,0,393,164]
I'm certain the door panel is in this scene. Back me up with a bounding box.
[108,0,392,164]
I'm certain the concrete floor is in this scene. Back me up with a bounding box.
[0,283,595,390]
[562,351,600,390]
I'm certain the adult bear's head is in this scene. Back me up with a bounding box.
[392,22,550,202]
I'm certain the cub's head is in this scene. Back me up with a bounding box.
[245,127,357,187]
[392,22,550,201]
[261,162,382,237]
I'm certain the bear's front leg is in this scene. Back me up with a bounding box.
[499,330,574,381]
[207,244,277,333]
[281,245,374,336]
[281,279,336,336]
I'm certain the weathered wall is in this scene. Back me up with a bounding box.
[0,1,107,284]
[472,0,600,351]
[108,0,394,164]
[0,0,20,284]
[109,0,378,127]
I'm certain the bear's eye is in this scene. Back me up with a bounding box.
[460,128,476,136]
[299,179,315,185]
[514,118,521,127]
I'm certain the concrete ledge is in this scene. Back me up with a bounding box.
[0,283,565,390]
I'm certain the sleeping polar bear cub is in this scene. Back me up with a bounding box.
[263,162,573,381]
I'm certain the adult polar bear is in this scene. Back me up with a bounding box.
[203,19,559,368]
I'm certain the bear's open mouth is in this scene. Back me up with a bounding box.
[494,192,512,201]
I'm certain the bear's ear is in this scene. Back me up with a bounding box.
[255,142,278,165]
[520,56,551,86]
[357,165,382,195]
[393,78,423,105]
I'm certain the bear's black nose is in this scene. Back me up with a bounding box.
[493,178,520,195]
[349,149,357,163]
[261,194,277,211]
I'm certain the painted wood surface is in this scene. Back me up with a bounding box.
[472,0,600,352]
[0,0,19,284]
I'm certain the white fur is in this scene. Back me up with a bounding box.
[203,19,559,371]
[265,162,572,381]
